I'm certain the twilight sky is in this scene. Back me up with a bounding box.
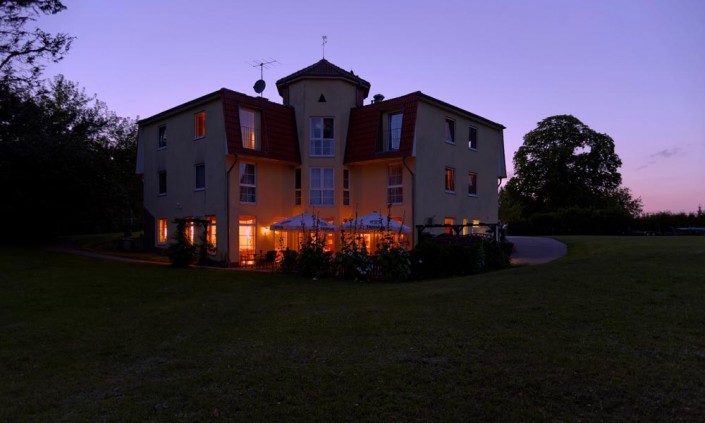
[39,0,705,213]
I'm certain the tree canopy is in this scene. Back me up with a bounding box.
[0,0,73,88]
[500,115,642,233]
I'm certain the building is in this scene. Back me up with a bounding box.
[136,59,507,264]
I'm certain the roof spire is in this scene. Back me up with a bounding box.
[321,35,327,59]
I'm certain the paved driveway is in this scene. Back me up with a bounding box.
[507,236,567,265]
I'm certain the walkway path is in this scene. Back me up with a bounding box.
[507,236,567,265]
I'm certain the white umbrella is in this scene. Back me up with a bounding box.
[340,211,411,233]
[270,212,336,232]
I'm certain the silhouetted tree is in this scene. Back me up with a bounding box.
[0,0,73,89]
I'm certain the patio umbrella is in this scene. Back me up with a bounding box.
[340,211,411,233]
[269,212,336,232]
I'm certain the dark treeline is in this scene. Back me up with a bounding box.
[0,76,141,240]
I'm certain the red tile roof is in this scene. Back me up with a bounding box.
[222,90,300,164]
[344,92,419,164]
[276,59,371,98]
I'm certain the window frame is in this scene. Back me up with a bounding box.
[444,167,456,193]
[343,169,350,206]
[158,125,167,149]
[239,107,261,150]
[387,164,403,204]
[239,163,256,204]
[468,126,478,150]
[467,171,478,196]
[445,118,455,144]
[158,170,167,196]
[194,111,206,139]
[310,117,335,157]
[388,112,403,151]
[157,218,168,244]
[310,167,334,206]
[294,168,301,206]
[195,163,206,191]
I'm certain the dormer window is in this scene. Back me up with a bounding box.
[239,108,261,150]
[388,112,402,151]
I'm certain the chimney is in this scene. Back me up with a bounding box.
[373,94,385,104]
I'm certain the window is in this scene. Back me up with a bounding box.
[445,167,455,192]
[158,171,167,195]
[239,163,256,203]
[158,125,167,149]
[310,117,334,156]
[185,217,195,244]
[195,164,205,190]
[239,108,261,150]
[468,172,478,196]
[388,112,402,151]
[158,218,168,244]
[343,169,350,206]
[444,217,454,235]
[194,111,205,139]
[206,215,216,250]
[387,165,403,204]
[310,168,334,206]
[462,218,470,236]
[468,126,478,150]
[239,216,256,266]
[445,118,455,144]
[295,168,301,205]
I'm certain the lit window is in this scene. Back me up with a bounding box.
[185,217,195,244]
[387,165,403,204]
[294,168,301,205]
[445,167,455,192]
[445,118,455,144]
[158,125,167,149]
[388,112,402,151]
[239,163,256,203]
[310,117,334,156]
[444,217,454,235]
[158,218,168,244]
[343,169,350,206]
[195,164,205,190]
[239,108,261,150]
[194,112,206,139]
[206,215,216,250]
[239,216,256,266]
[310,167,334,206]
[468,172,478,196]
[468,127,478,150]
[158,171,167,195]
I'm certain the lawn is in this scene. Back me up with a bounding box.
[1,236,704,421]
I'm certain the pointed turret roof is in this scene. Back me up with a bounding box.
[276,59,371,97]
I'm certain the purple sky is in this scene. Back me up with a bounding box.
[39,0,705,213]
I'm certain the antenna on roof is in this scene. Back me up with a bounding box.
[249,58,278,97]
[322,35,327,59]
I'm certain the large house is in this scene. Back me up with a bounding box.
[136,59,507,264]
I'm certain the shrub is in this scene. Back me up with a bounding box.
[165,218,196,267]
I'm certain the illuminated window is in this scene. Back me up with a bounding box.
[445,118,455,144]
[295,168,301,205]
[194,112,206,139]
[388,112,402,151]
[310,168,334,206]
[206,215,216,250]
[158,218,168,244]
[239,108,261,150]
[239,163,256,203]
[445,167,455,192]
[185,217,195,244]
[310,117,334,156]
[387,165,403,204]
[343,169,350,206]
[158,171,167,195]
[468,172,478,196]
[239,216,256,265]
[468,126,478,150]
[195,164,205,190]
[158,125,167,149]
[462,218,470,236]
[444,217,454,235]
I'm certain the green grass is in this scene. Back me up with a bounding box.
[2,236,705,421]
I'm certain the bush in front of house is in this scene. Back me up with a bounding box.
[409,237,511,279]
[165,218,196,267]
